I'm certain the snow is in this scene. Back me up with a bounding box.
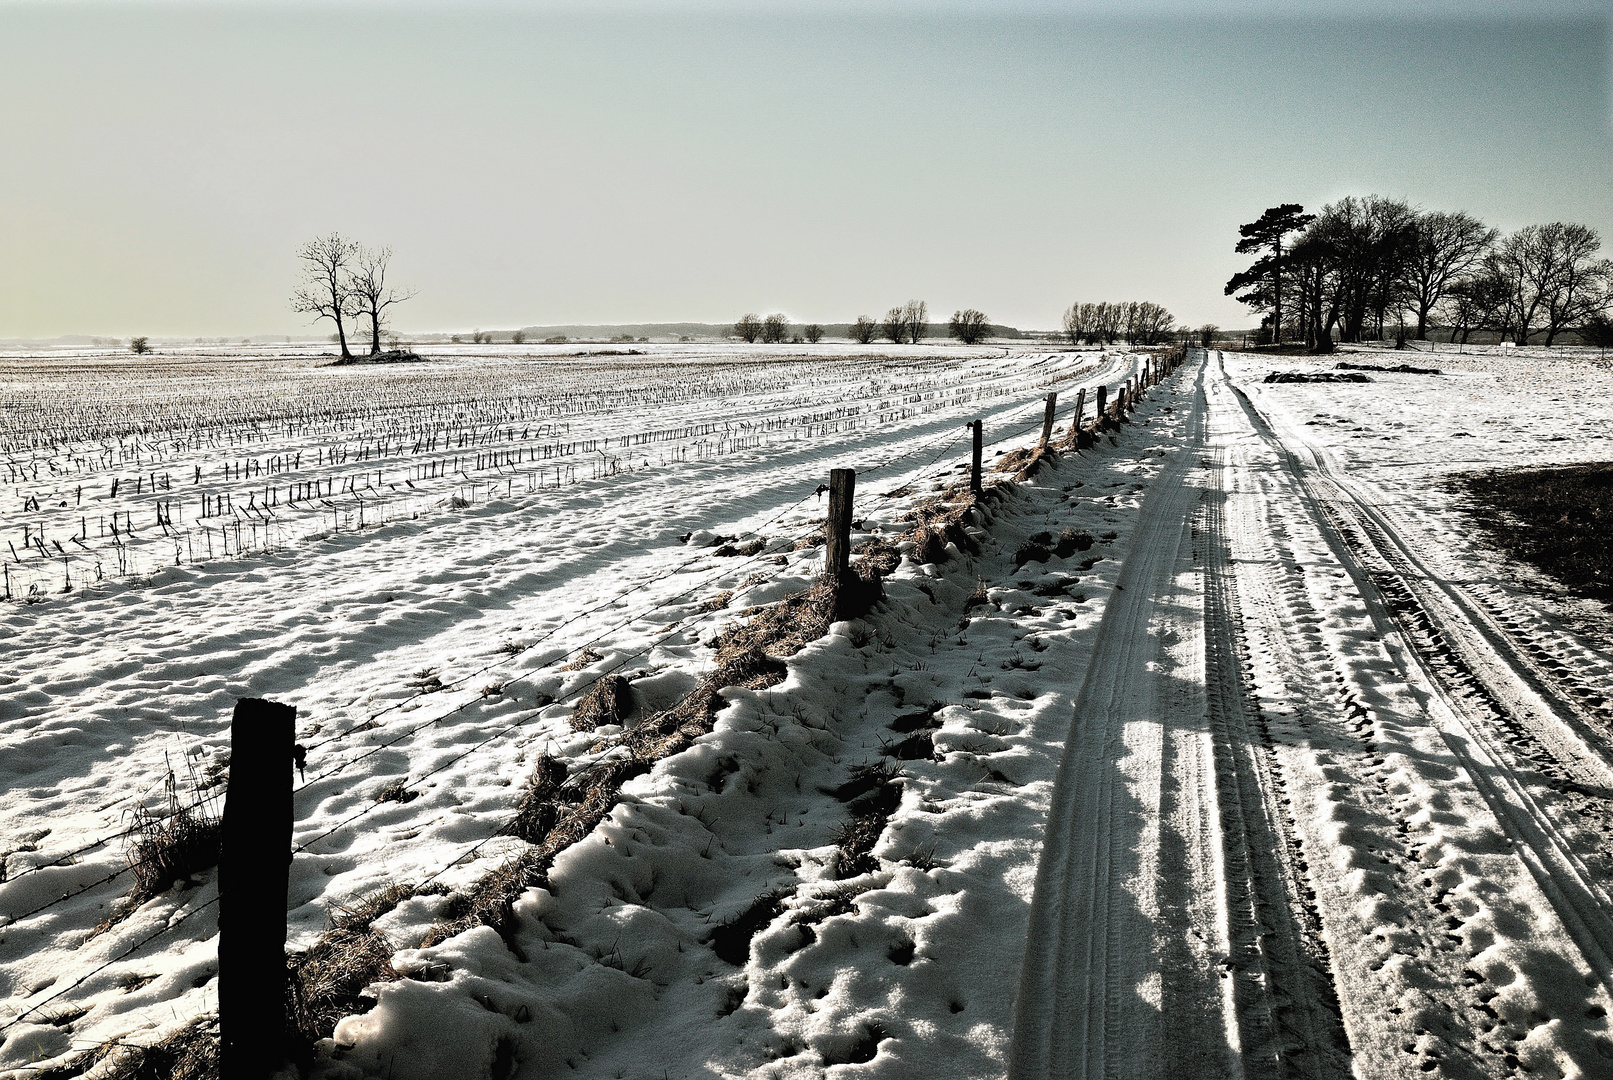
[6,342,1613,1078]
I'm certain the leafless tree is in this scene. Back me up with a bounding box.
[903,300,928,344]
[291,233,361,361]
[949,309,989,345]
[347,246,415,355]
[1406,211,1496,339]
[1128,302,1176,345]
[883,307,907,344]
[1537,225,1612,345]
[512,330,526,345]
[850,316,878,344]
[1439,270,1509,344]
[734,313,762,343]
[1092,301,1124,345]
[761,313,789,344]
[804,324,823,343]
[1198,324,1218,348]
[1061,303,1091,345]
[1487,224,1612,345]
[129,336,150,355]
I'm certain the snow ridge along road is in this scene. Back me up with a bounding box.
[1013,350,1613,1079]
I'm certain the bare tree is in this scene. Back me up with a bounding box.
[1537,224,1612,345]
[883,307,907,344]
[1439,271,1508,344]
[850,316,878,344]
[1130,302,1175,345]
[1406,210,1496,339]
[1094,301,1123,345]
[804,324,823,343]
[1198,324,1218,348]
[949,309,989,345]
[734,313,762,343]
[291,233,360,361]
[761,313,789,344]
[903,300,928,344]
[1061,303,1091,345]
[1487,224,1609,345]
[129,336,150,355]
[347,246,415,355]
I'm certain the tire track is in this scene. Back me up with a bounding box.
[1212,425,1506,1077]
[1197,443,1352,1080]
[1010,355,1238,1080]
[1227,359,1613,997]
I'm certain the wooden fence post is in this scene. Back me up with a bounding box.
[1038,392,1058,448]
[1095,384,1108,420]
[1064,387,1086,448]
[219,697,297,1080]
[969,420,983,494]
[824,469,855,583]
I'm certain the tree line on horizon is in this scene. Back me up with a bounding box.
[1226,199,1613,351]
[732,302,994,346]
[1059,300,1176,346]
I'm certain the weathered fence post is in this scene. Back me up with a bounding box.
[1095,384,1108,421]
[969,420,983,494]
[1038,392,1058,448]
[1064,388,1086,448]
[219,697,297,1080]
[824,469,855,583]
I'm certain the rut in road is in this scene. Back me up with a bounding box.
[1010,350,1613,1079]
[1230,365,1613,994]
[1009,353,1349,1079]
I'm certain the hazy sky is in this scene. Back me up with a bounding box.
[1,1,1608,337]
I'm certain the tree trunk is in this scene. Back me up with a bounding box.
[335,313,351,360]
[1416,303,1430,340]
[1272,243,1283,345]
[370,312,382,355]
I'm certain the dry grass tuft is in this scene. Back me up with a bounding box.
[910,527,948,565]
[1014,531,1055,567]
[406,668,445,693]
[710,890,788,965]
[570,675,631,731]
[329,881,419,932]
[287,926,398,1045]
[374,779,418,804]
[93,1015,219,1080]
[700,590,734,613]
[124,799,222,909]
[1055,526,1094,556]
[561,646,604,671]
[503,756,568,844]
[853,537,902,579]
[284,881,426,1046]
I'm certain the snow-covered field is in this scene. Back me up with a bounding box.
[4,342,1613,1079]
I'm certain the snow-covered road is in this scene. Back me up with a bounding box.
[1012,349,1613,1079]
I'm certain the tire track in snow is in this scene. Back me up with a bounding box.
[1231,371,1613,993]
[1197,441,1352,1080]
[1010,355,1241,1079]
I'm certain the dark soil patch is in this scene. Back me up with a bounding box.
[1458,462,1613,603]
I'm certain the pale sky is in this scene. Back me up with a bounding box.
[0,1,1608,337]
